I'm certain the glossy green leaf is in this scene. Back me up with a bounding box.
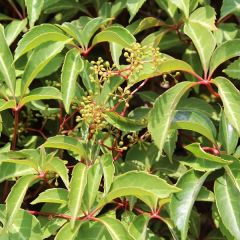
[184,22,216,73]
[163,130,177,163]
[212,77,240,135]
[25,0,44,28]
[148,81,193,155]
[14,24,69,60]
[105,111,146,132]
[177,97,215,118]
[223,58,240,80]
[59,22,84,47]
[170,0,190,18]
[98,216,134,240]
[214,174,240,239]
[31,188,68,205]
[185,143,232,165]
[0,25,16,96]
[129,59,194,84]
[0,99,16,112]
[182,47,203,82]
[54,222,81,240]
[98,171,180,208]
[20,87,62,106]
[189,6,216,30]
[4,19,27,46]
[219,110,238,154]
[21,40,68,97]
[127,17,164,35]
[82,162,102,211]
[61,48,84,113]
[172,110,217,143]
[81,17,112,48]
[128,214,150,240]
[68,163,88,229]
[220,0,240,19]
[92,26,136,48]
[209,39,240,76]
[170,170,210,240]
[1,208,42,240]
[42,135,87,158]
[100,153,115,194]
[5,175,36,228]
[127,0,147,22]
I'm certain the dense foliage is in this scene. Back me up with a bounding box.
[0,0,240,239]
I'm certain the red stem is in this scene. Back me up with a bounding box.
[11,108,21,150]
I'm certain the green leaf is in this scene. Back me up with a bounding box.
[197,187,215,202]
[21,40,68,97]
[170,0,190,18]
[42,135,87,158]
[61,48,84,113]
[127,0,147,22]
[68,163,88,229]
[172,110,217,143]
[82,162,102,211]
[170,170,211,240]
[209,39,240,76]
[182,47,203,82]
[214,174,240,239]
[0,163,36,183]
[148,81,193,155]
[185,143,232,165]
[92,26,136,48]
[223,58,240,80]
[129,59,194,84]
[105,111,146,132]
[0,99,16,112]
[220,0,240,19]
[38,203,68,239]
[46,157,69,189]
[219,110,238,154]
[4,19,27,46]
[212,77,240,136]
[97,216,134,240]
[128,214,150,240]
[127,17,164,35]
[184,22,216,73]
[55,222,81,240]
[81,17,112,48]
[25,0,44,28]
[0,25,16,96]
[155,0,177,19]
[31,188,68,205]
[76,221,111,239]
[20,87,62,106]
[14,24,69,60]
[163,130,177,163]
[5,175,36,228]
[98,171,180,208]
[189,6,217,30]
[100,153,115,194]
[2,208,42,240]
[177,97,215,118]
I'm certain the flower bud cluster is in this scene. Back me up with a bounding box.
[89,57,116,85]
[76,95,107,133]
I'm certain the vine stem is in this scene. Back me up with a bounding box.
[11,107,20,150]
[7,0,23,19]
